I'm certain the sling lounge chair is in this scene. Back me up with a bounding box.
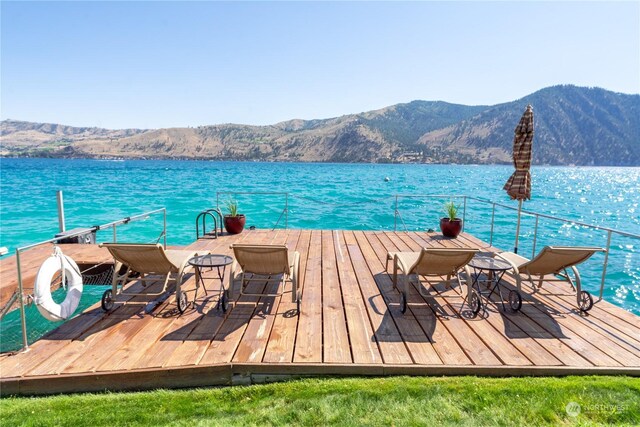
[100,243,204,314]
[229,244,301,314]
[389,247,480,315]
[496,246,605,312]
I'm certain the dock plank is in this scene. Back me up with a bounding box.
[5,279,158,377]
[347,231,415,365]
[334,231,383,364]
[321,230,352,364]
[293,230,323,363]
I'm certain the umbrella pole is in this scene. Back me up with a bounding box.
[514,199,523,254]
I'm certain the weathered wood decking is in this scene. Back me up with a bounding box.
[1,230,639,395]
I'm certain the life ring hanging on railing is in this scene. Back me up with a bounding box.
[33,247,83,322]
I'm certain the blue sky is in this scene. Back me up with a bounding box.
[2,1,639,129]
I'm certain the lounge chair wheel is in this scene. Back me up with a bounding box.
[101,289,114,311]
[177,292,189,314]
[508,290,522,312]
[579,290,593,312]
[400,292,407,314]
[469,288,482,317]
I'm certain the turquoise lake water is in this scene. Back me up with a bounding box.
[1,158,638,351]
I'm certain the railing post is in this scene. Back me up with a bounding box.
[532,215,540,258]
[285,193,289,229]
[394,195,398,232]
[56,190,66,233]
[16,249,29,351]
[163,209,167,249]
[489,203,496,246]
[113,224,117,242]
[600,230,612,301]
[462,196,467,232]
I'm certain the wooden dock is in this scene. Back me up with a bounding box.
[1,230,639,395]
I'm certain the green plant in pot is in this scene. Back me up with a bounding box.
[440,201,462,238]
[223,199,246,234]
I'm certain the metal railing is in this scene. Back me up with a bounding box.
[392,194,468,232]
[207,191,638,306]
[462,196,640,300]
[11,208,167,351]
[216,191,289,230]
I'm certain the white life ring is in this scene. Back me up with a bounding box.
[34,249,83,322]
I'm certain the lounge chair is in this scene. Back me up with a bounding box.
[99,243,204,314]
[388,248,480,315]
[496,246,605,312]
[229,244,301,314]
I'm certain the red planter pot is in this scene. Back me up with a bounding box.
[440,218,462,238]
[224,215,246,234]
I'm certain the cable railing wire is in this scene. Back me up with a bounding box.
[294,194,394,207]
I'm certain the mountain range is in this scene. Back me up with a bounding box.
[1,85,638,165]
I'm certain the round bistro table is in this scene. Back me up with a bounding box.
[468,255,522,312]
[188,254,233,312]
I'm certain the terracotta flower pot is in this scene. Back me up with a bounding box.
[440,218,462,238]
[224,215,246,234]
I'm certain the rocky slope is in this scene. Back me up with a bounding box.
[1,85,638,165]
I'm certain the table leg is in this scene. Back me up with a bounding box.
[471,267,482,293]
[494,271,507,311]
[193,267,200,303]
[215,265,228,312]
[482,270,506,311]
[199,266,208,296]
[470,267,483,302]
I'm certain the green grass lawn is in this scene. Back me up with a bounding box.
[2,376,639,426]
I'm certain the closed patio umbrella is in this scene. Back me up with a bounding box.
[503,104,534,254]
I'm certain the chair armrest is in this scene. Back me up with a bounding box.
[495,252,523,275]
[495,252,523,292]
[291,251,300,271]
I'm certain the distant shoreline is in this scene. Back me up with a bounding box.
[3,156,640,168]
[1,154,511,165]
